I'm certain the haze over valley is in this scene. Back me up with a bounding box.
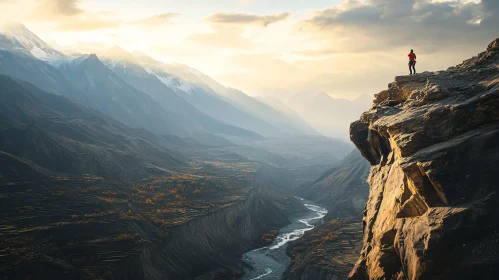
[1,0,498,279]
[0,21,363,279]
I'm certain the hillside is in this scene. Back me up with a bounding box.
[0,75,186,181]
[131,51,314,136]
[295,150,370,219]
[0,24,262,139]
[349,38,499,279]
[285,150,370,280]
[0,75,307,279]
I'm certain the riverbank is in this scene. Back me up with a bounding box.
[284,218,363,280]
[241,199,328,280]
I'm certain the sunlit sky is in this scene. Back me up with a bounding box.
[0,0,497,98]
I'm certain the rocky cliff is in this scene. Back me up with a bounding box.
[348,38,499,279]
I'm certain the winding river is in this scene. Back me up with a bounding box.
[241,198,328,280]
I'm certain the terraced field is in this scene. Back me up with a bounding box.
[0,172,252,279]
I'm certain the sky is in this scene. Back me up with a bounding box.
[0,0,497,99]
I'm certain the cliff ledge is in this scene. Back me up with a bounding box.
[349,38,499,279]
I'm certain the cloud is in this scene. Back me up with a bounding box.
[30,0,121,31]
[212,1,499,97]
[297,0,497,55]
[188,26,255,49]
[205,12,290,27]
[481,0,499,27]
[35,0,83,16]
[131,13,180,26]
[55,18,121,31]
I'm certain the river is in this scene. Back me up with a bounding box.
[241,198,328,280]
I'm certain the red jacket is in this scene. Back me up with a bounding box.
[408,53,416,61]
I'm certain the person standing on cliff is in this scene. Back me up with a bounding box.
[408,49,417,75]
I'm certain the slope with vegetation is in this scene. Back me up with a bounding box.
[0,21,360,280]
[285,150,370,279]
[0,75,185,181]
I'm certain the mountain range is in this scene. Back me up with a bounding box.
[0,75,186,182]
[0,21,371,280]
[0,23,317,141]
[0,22,359,183]
[260,91,372,139]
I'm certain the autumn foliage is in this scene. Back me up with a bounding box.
[95,173,240,240]
[260,229,279,244]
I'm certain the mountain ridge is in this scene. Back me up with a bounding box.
[0,74,187,181]
[0,27,264,140]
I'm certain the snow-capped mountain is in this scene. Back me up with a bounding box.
[56,54,91,68]
[0,22,67,65]
[129,51,317,135]
[0,23,317,137]
[130,51,206,95]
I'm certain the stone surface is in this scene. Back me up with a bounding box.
[348,38,499,280]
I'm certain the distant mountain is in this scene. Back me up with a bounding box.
[269,91,373,139]
[0,22,66,65]
[0,75,188,181]
[222,88,318,135]
[57,53,196,136]
[0,24,314,138]
[131,51,315,136]
[98,47,262,139]
[0,26,261,140]
[256,96,319,135]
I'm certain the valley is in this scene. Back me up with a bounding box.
[0,23,363,280]
[241,200,328,280]
[1,0,498,278]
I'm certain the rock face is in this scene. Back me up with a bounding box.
[349,38,499,279]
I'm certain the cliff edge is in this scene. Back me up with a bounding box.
[349,38,499,279]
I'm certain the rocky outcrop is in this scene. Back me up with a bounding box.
[349,38,499,279]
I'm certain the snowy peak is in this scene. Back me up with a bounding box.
[56,54,103,69]
[126,52,199,94]
[0,22,66,65]
[100,46,145,74]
